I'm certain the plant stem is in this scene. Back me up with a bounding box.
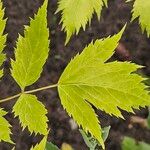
[0,83,58,104]
[24,84,58,94]
[0,93,21,103]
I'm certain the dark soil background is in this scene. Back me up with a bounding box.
[0,0,150,149]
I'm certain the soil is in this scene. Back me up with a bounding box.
[0,0,150,150]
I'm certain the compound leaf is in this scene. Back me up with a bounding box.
[0,1,6,78]
[56,0,107,44]
[11,0,49,89]
[13,94,48,135]
[58,25,150,148]
[30,135,47,150]
[130,0,150,36]
[0,109,13,144]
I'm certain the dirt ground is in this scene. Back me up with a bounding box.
[0,0,150,149]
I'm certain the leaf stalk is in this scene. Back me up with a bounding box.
[0,83,58,104]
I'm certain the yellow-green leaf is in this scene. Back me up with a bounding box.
[131,0,150,36]
[58,25,150,148]
[56,0,107,44]
[0,109,13,144]
[11,0,49,89]
[30,135,47,150]
[58,85,104,148]
[0,1,6,78]
[13,94,48,135]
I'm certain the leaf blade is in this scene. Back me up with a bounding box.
[0,1,6,78]
[30,135,47,150]
[57,0,107,44]
[46,142,59,150]
[58,25,150,148]
[79,126,110,149]
[11,0,49,89]
[13,94,48,135]
[131,0,150,36]
[58,85,104,148]
[0,109,13,144]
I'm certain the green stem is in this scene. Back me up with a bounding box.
[0,83,58,104]
[0,93,21,103]
[24,84,58,94]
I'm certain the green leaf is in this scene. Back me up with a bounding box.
[102,126,110,142]
[58,25,150,149]
[13,94,48,135]
[0,109,13,144]
[56,0,107,44]
[0,1,6,78]
[45,142,59,150]
[11,0,49,89]
[130,0,150,36]
[31,135,47,150]
[80,129,97,150]
[79,126,110,150]
[122,136,150,150]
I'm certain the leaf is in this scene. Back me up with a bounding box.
[79,126,110,150]
[30,135,47,150]
[0,1,6,78]
[122,136,150,150]
[0,109,13,144]
[58,85,104,148]
[58,25,150,149]
[130,0,150,36]
[102,126,110,142]
[13,94,48,135]
[80,129,98,150]
[11,0,49,89]
[46,142,59,150]
[56,0,107,44]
